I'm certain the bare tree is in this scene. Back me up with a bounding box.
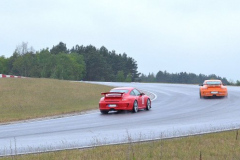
[15,42,35,55]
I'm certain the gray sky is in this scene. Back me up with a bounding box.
[1,0,240,81]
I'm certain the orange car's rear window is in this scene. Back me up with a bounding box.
[205,81,221,85]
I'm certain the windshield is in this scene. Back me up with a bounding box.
[205,81,221,85]
[110,89,129,93]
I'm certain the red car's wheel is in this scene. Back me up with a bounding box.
[146,99,151,110]
[132,101,138,113]
[100,110,109,114]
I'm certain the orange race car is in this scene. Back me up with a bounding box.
[199,80,228,98]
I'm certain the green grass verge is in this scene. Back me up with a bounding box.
[0,78,112,123]
[1,130,240,160]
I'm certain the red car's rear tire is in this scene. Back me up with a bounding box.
[132,101,138,113]
[100,110,109,114]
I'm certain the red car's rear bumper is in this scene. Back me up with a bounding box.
[99,102,132,111]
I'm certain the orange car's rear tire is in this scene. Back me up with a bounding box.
[200,92,203,99]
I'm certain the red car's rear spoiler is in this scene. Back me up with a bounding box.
[101,92,124,97]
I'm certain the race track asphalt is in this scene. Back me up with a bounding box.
[1,82,240,156]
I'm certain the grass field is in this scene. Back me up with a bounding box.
[1,130,239,160]
[0,78,112,123]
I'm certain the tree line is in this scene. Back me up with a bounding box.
[0,42,139,81]
[139,71,237,85]
[1,42,239,85]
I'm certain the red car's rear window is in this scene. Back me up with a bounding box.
[110,89,129,93]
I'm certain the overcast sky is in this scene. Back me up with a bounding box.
[1,0,240,81]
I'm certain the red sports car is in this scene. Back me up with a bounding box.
[99,87,151,114]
